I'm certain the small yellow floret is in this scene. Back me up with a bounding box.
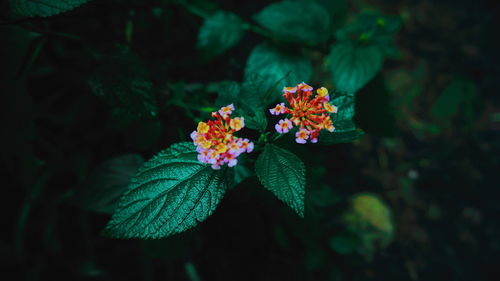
[317,87,328,97]
[201,140,212,149]
[215,143,228,153]
[229,117,244,131]
[197,122,210,133]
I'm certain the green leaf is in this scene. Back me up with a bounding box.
[243,108,268,132]
[335,12,401,44]
[72,154,144,214]
[253,0,331,44]
[319,91,364,145]
[9,0,91,17]
[212,78,268,132]
[255,144,306,217]
[88,51,158,119]
[197,11,244,59]
[103,142,231,239]
[343,193,394,249]
[244,44,312,100]
[213,81,241,107]
[329,41,384,93]
[430,78,478,126]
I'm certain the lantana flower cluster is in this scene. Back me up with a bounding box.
[191,104,253,169]
[270,82,338,144]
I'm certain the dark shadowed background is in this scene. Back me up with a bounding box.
[1,0,499,280]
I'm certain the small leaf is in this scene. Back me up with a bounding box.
[72,154,144,214]
[342,193,394,255]
[242,108,268,132]
[345,193,394,235]
[9,0,92,17]
[103,142,231,239]
[335,12,401,44]
[88,51,158,119]
[255,144,306,217]
[430,78,478,126]
[244,43,312,98]
[329,41,384,93]
[253,0,331,44]
[320,91,364,145]
[197,11,244,59]
[213,78,268,132]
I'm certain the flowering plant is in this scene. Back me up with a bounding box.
[104,82,363,239]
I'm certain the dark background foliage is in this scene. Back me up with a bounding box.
[2,0,499,280]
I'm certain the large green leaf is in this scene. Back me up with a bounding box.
[244,43,312,99]
[103,142,231,239]
[253,0,331,44]
[9,0,91,17]
[255,144,306,217]
[72,154,144,214]
[319,91,364,145]
[88,51,158,119]
[197,11,244,59]
[329,41,384,93]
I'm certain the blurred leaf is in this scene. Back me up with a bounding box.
[329,41,383,93]
[253,0,331,44]
[351,193,393,233]
[255,144,306,217]
[313,0,348,30]
[197,11,244,59]
[72,154,144,214]
[88,51,158,119]
[335,12,402,50]
[244,43,312,98]
[430,78,478,127]
[343,193,394,249]
[9,0,92,17]
[103,142,231,239]
[386,62,427,108]
[330,234,360,254]
[319,91,364,144]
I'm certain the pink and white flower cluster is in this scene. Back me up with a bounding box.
[191,104,254,169]
[270,82,338,144]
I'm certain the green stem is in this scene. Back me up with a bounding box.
[271,132,286,142]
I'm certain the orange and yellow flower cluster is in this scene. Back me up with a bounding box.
[191,104,254,169]
[270,82,338,144]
